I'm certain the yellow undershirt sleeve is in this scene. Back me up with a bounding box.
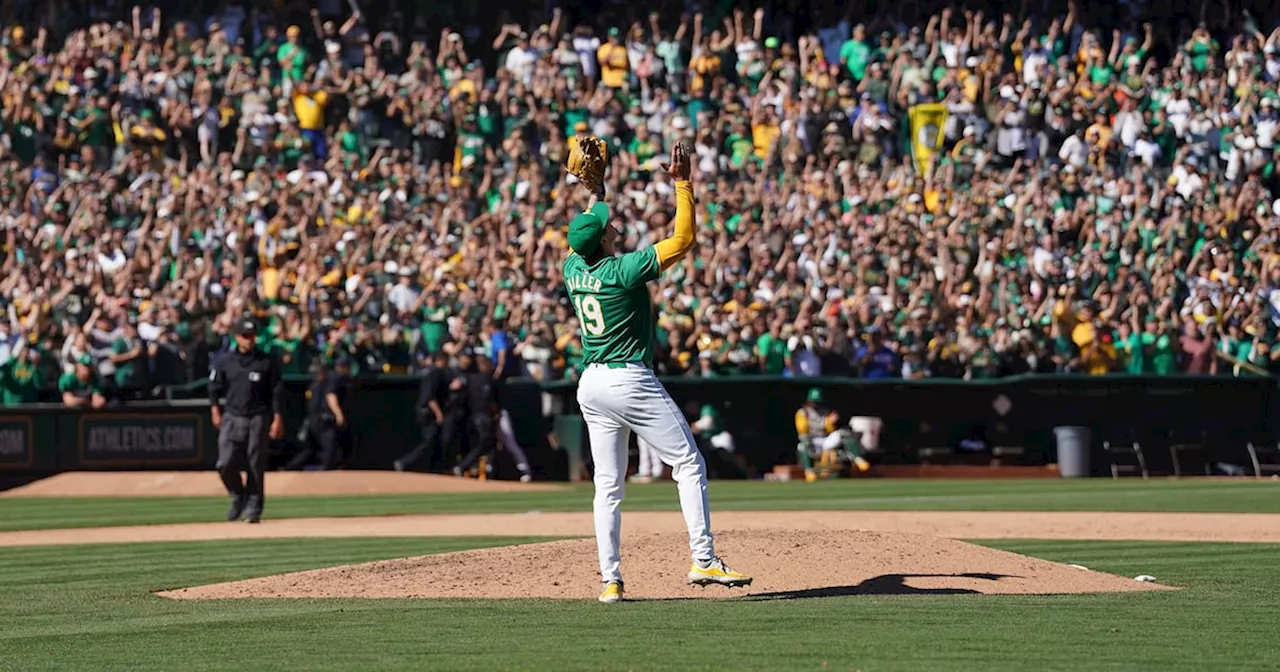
[654,180,696,271]
[795,410,809,436]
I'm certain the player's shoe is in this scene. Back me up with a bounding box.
[688,557,753,588]
[598,580,624,603]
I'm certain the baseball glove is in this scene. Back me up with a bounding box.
[566,135,608,193]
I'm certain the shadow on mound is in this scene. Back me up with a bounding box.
[628,573,1021,602]
[745,572,1020,600]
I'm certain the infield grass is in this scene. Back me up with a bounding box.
[0,536,1276,671]
[1,478,1278,531]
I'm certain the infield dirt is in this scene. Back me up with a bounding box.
[1,470,561,497]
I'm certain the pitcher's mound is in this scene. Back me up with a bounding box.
[158,529,1171,601]
[2,471,560,497]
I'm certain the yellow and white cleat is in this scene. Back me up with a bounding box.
[598,580,624,603]
[688,557,753,588]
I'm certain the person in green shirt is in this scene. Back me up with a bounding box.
[838,25,871,81]
[277,26,309,84]
[419,294,452,355]
[724,122,754,168]
[690,402,750,478]
[269,331,307,375]
[755,326,788,374]
[6,108,39,165]
[966,336,999,379]
[561,335,585,380]
[1185,27,1218,73]
[59,355,106,409]
[110,323,145,390]
[627,126,662,171]
[1151,323,1178,375]
[455,116,486,175]
[0,347,43,405]
[715,329,756,374]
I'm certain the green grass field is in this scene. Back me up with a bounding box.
[2,478,1279,531]
[1,479,1278,671]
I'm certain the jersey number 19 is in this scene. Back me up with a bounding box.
[573,295,606,336]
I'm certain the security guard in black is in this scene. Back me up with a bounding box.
[209,318,285,523]
[456,354,501,475]
[394,350,457,471]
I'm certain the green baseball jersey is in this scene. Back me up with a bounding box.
[695,405,723,440]
[563,247,660,365]
[0,357,42,405]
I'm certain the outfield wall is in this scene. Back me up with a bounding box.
[1,375,1275,478]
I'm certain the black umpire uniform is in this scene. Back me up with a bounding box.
[456,354,501,476]
[394,351,459,472]
[208,318,284,523]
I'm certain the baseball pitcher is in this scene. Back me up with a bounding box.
[563,137,752,603]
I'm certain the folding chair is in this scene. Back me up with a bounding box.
[1103,434,1148,479]
[1167,429,1210,477]
[914,422,954,465]
[988,422,1024,467]
[1246,438,1280,479]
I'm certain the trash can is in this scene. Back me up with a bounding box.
[1054,426,1092,478]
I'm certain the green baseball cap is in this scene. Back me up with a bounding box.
[765,36,779,49]
[567,202,611,257]
[806,388,823,403]
[76,354,94,367]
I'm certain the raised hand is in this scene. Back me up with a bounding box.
[664,141,691,181]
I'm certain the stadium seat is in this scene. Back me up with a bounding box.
[1245,439,1280,479]
[1103,435,1148,479]
[1167,430,1210,477]
[988,422,1024,466]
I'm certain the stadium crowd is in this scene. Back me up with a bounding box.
[2,0,1280,405]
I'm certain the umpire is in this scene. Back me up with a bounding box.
[208,318,284,523]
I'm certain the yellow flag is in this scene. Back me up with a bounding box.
[908,103,948,175]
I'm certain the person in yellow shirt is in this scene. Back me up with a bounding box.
[1053,294,1101,349]
[1080,331,1117,375]
[596,28,630,90]
[750,105,780,160]
[128,109,167,167]
[292,81,329,159]
[689,40,722,95]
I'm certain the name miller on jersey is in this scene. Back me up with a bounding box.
[565,272,604,293]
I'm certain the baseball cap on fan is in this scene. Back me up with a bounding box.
[567,202,612,257]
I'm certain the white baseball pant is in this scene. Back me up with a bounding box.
[498,409,531,472]
[577,362,714,584]
[708,431,735,453]
[636,438,665,479]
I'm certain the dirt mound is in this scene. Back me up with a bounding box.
[158,529,1171,601]
[1,471,560,497]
